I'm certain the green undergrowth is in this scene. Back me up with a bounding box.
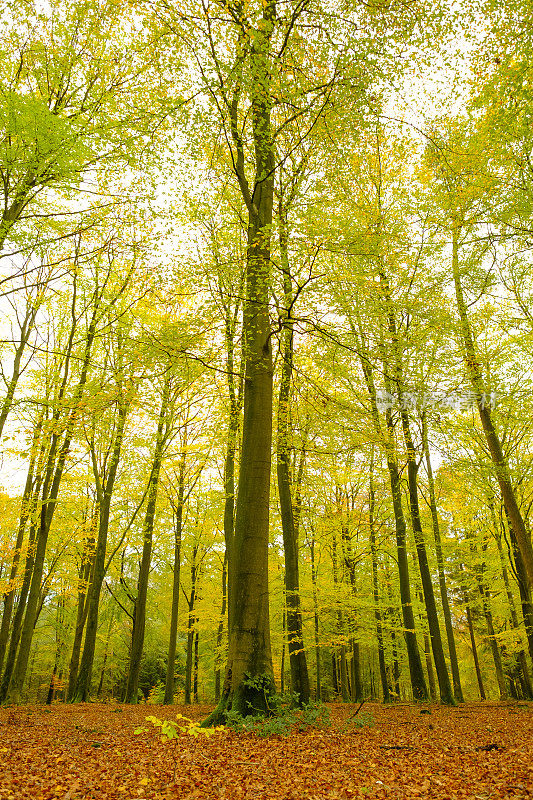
[224,694,332,737]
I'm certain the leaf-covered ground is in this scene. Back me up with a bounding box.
[0,701,531,800]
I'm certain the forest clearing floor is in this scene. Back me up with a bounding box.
[0,701,531,800]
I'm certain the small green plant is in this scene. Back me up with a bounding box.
[341,710,375,732]
[134,714,224,781]
[224,700,330,738]
[352,711,374,728]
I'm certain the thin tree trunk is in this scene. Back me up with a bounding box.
[193,629,200,704]
[73,390,129,702]
[184,545,198,706]
[7,293,97,703]
[310,534,321,701]
[0,415,43,671]
[369,454,390,702]
[469,540,507,699]
[276,239,310,706]
[491,505,532,698]
[164,446,186,704]
[214,554,227,703]
[465,592,486,700]
[125,377,170,703]
[96,608,115,698]
[354,318,427,701]
[66,524,96,700]
[379,265,454,705]
[422,415,464,702]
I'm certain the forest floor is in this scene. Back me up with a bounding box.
[0,701,531,800]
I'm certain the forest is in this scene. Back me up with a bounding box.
[0,0,533,797]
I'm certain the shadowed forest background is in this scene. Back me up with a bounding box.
[1,0,533,719]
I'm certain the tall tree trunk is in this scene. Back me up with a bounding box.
[469,539,507,699]
[206,4,276,723]
[276,233,310,706]
[369,454,390,702]
[125,377,170,703]
[0,415,43,671]
[504,510,533,664]
[193,629,200,704]
[422,415,464,702]
[0,518,38,702]
[310,534,321,701]
[223,289,242,635]
[214,554,227,702]
[66,524,96,701]
[7,295,96,703]
[331,530,350,703]
[96,607,115,699]
[164,446,186,704]
[491,505,532,698]
[452,223,533,590]
[354,318,427,701]
[184,546,198,706]
[379,266,454,705]
[466,600,485,700]
[73,391,129,702]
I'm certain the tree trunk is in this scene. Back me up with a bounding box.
[73,392,129,702]
[379,265,454,705]
[469,540,507,700]
[96,608,115,699]
[66,525,96,701]
[164,446,186,704]
[276,236,310,706]
[125,377,170,703]
[0,415,43,672]
[422,416,464,702]
[184,545,198,706]
[452,223,533,590]
[310,534,321,701]
[369,456,390,702]
[204,4,276,723]
[466,600,486,700]
[215,554,227,703]
[193,629,200,704]
[7,301,96,703]
[492,506,532,698]
[354,317,427,701]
